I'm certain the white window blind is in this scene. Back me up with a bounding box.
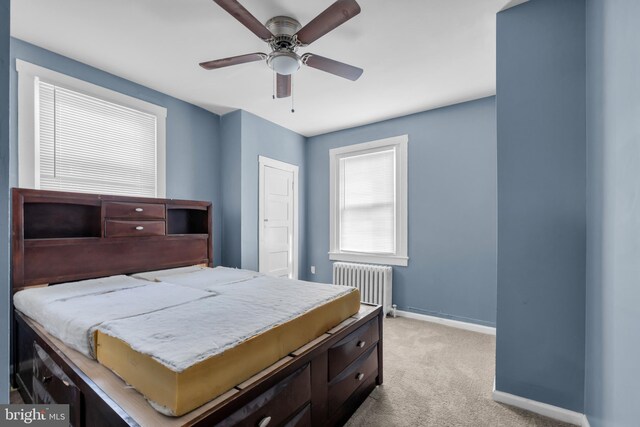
[36,80,158,197]
[339,149,396,253]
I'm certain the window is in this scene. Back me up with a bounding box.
[17,60,166,197]
[329,135,408,266]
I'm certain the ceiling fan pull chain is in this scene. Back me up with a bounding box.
[272,71,276,100]
[291,76,295,113]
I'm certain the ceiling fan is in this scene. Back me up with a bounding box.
[200,0,363,99]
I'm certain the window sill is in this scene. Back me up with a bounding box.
[328,252,408,267]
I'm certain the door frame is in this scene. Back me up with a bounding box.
[258,155,299,279]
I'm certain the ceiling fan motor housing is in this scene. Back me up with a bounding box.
[266,16,301,37]
[265,16,302,75]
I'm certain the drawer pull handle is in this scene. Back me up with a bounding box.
[41,375,53,384]
[135,226,144,231]
[258,416,272,427]
[356,373,365,381]
[357,340,366,348]
[135,207,144,212]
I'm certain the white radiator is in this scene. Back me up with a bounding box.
[332,262,395,316]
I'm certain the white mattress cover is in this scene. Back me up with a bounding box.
[97,275,356,372]
[14,276,213,357]
[130,265,209,281]
[132,266,261,290]
[14,275,144,322]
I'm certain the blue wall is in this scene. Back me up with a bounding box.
[585,0,640,425]
[0,0,10,404]
[239,111,306,275]
[8,38,223,266]
[306,97,497,326]
[220,110,242,268]
[495,0,586,412]
[219,110,307,277]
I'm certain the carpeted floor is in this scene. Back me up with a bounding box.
[345,317,575,427]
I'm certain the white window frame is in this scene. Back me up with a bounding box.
[329,135,409,266]
[16,59,167,197]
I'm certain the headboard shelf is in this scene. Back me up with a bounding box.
[167,207,209,235]
[12,188,213,290]
[24,203,102,239]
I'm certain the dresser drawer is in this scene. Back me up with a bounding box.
[328,345,378,413]
[216,364,311,427]
[33,343,81,426]
[105,220,166,237]
[104,202,165,220]
[283,403,311,427]
[328,318,379,380]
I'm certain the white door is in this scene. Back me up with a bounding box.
[259,156,298,279]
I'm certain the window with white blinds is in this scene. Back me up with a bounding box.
[17,60,166,197]
[37,81,157,196]
[330,135,409,266]
[339,149,396,253]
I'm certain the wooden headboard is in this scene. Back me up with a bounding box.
[11,188,213,290]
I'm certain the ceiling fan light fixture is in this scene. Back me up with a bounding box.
[267,51,301,75]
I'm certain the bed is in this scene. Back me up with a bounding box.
[11,188,384,426]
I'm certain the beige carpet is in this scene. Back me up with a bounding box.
[346,317,575,427]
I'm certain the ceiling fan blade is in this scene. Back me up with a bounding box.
[213,0,273,41]
[302,54,363,81]
[199,53,267,70]
[276,74,291,98]
[295,0,361,45]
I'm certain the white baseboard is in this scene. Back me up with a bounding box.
[395,310,496,335]
[492,383,586,426]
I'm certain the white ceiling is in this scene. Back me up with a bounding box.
[12,0,512,137]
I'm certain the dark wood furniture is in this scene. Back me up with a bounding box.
[12,188,212,290]
[11,188,384,427]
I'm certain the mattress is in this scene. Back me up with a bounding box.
[14,268,360,417]
[96,273,360,416]
[14,275,141,320]
[13,275,212,356]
